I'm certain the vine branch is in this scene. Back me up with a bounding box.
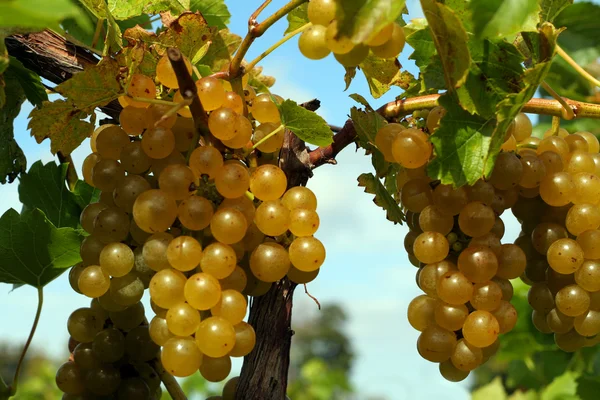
[151,358,187,400]
[556,44,600,89]
[9,287,43,396]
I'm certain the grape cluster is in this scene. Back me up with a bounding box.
[58,53,326,398]
[396,109,540,382]
[298,0,405,66]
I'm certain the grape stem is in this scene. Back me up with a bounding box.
[126,96,175,107]
[229,0,309,79]
[303,284,321,310]
[90,18,104,50]
[151,358,188,400]
[57,152,79,190]
[154,98,192,128]
[541,81,575,120]
[8,287,44,397]
[252,124,285,149]
[556,44,600,89]
[551,116,561,136]
[246,23,312,72]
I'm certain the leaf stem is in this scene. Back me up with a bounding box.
[246,23,312,72]
[154,99,192,128]
[541,81,575,120]
[91,18,105,50]
[556,44,600,89]
[151,358,187,400]
[9,287,43,396]
[252,124,285,149]
[127,96,175,106]
[229,0,309,79]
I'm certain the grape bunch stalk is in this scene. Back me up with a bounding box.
[389,107,600,382]
[56,52,326,399]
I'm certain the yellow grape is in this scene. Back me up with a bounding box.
[391,128,431,168]
[555,284,590,317]
[418,260,456,298]
[289,209,320,237]
[298,26,331,60]
[439,360,469,382]
[572,172,600,205]
[375,123,405,162]
[253,122,285,152]
[196,77,226,111]
[506,113,532,142]
[538,151,564,175]
[370,23,405,59]
[195,316,236,358]
[208,107,239,141]
[462,310,500,348]
[325,21,354,54]
[149,268,187,309]
[161,336,203,377]
[413,232,449,264]
[496,244,526,280]
[142,232,173,272]
[426,106,446,133]
[539,172,574,206]
[457,246,498,283]
[149,316,174,346]
[210,208,248,244]
[119,141,152,174]
[566,203,600,236]
[470,281,502,312]
[220,266,248,292]
[577,230,600,260]
[200,242,237,279]
[491,300,518,333]
[113,175,151,213]
[78,265,111,298]
[156,53,192,88]
[437,271,473,305]
[250,242,290,282]
[220,196,255,225]
[99,243,134,277]
[451,339,483,372]
[158,164,196,200]
[82,153,102,186]
[282,186,318,211]
[167,236,203,272]
[366,23,394,47]
[251,94,281,124]
[142,127,175,159]
[458,201,495,238]
[434,301,468,332]
[200,355,232,383]
[254,200,290,236]
[178,196,214,231]
[80,202,107,234]
[146,103,177,129]
[547,238,585,274]
[133,189,178,233]
[400,178,433,212]
[417,325,456,362]
[91,159,125,192]
[230,322,256,357]
[173,89,192,118]
[307,0,337,26]
[577,131,600,153]
[184,273,222,310]
[288,236,325,272]
[210,289,247,325]
[95,125,129,160]
[537,136,570,160]
[126,74,156,108]
[215,163,250,199]
[166,302,201,336]
[222,115,253,149]
[249,165,288,201]
[189,146,224,178]
[287,266,319,284]
[566,151,596,174]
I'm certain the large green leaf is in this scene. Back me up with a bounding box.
[358,55,413,98]
[470,0,540,39]
[357,173,404,224]
[107,0,189,20]
[285,3,308,35]
[158,13,212,63]
[27,99,94,155]
[190,0,231,30]
[403,19,446,95]
[199,28,241,73]
[0,70,26,184]
[349,105,388,177]
[0,208,83,288]
[539,0,573,23]
[577,375,600,400]
[55,59,121,110]
[420,0,470,89]
[541,372,579,400]
[472,377,507,400]
[0,0,91,32]
[18,161,85,229]
[278,100,333,147]
[337,0,406,44]
[427,96,495,187]
[6,57,47,108]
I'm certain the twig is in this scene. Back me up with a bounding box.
[303,284,321,310]
[9,287,43,396]
[556,44,600,89]
[126,96,175,107]
[208,71,230,81]
[166,47,214,155]
[252,124,285,149]
[154,98,192,128]
[541,81,575,120]
[58,153,79,190]
[309,119,356,168]
[91,18,104,50]
[151,358,187,400]
[246,23,312,72]
[551,116,561,136]
[229,0,309,79]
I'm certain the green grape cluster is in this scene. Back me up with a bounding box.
[298,0,406,66]
[60,53,326,398]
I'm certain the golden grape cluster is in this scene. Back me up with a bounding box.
[298,0,405,66]
[390,107,600,382]
[57,52,325,398]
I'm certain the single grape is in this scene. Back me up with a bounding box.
[120,141,152,174]
[166,236,203,272]
[142,127,175,159]
[577,230,600,259]
[196,77,226,111]
[458,201,495,238]
[299,25,331,60]
[547,238,585,274]
[222,115,253,149]
[253,122,285,152]
[110,272,145,306]
[556,284,590,317]
[437,271,473,305]
[149,268,187,309]
[439,360,469,382]
[434,301,468,332]
[211,289,247,325]
[178,196,214,231]
[78,266,110,298]
[133,189,178,233]
[99,242,134,277]
[288,236,325,272]
[307,0,337,26]
[451,339,483,372]
[458,246,498,283]
[488,152,523,190]
[251,94,281,124]
[366,23,394,46]
[67,308,105,343]
[55,361,85,395]
[334,44,369,67]
[200,242,237,279]
[254,199,291,236]
[149,316,174,346]
[210,207,248,244]
[161,336,203,377]
[200,355,232,382]
[417,325,457,362]
[370,23,405,59]
[195,316,236,357]
[142,232,173,271]
[166,302,201,336]
[91,158,125,191]
[375,123,405,162]
[126,74,156,108]
[392,128,432,168]
[462,310,500,348]
[574,309,600,337]
[491,300,517,333]
[230,321,256,357]
[401,178,433,213]
[215,162,250,199]
[413,232,449,264]
[250,242,291,282]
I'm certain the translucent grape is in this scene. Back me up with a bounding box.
[254,200,290,236]
[215,163,250,199]
[249,165,287,201]
[149,268,187,309]
[566,203,600,236]
[574,309,600,337]
[572,172,600,205]
[401,178,433,213]
[99,243,134,277]
[370,23,405,59]
[577,230,600,260]
[556,284,590,317]
[547,238,585,274]
[418,260,456,297]
[437,271,473,305]
[413,232,449,264]
[158,164,196,200]
[91,159,125,191]
[282,186,317,211]
[178,196,214,231]
[166,235,202,272]
[222,115,253,149]
[289,209,320,237]
[156,53,192,88]
[576,131,600,153]
[195,316,236,357]
[126,74,156,108]
[82,153,102,185]
[519,154,546,188]
[566,151,596,174]
[426,106,446,133]
[366,23,394,47]
[417,325,457,362]
[439,360,469,382]
[418,206,453,235]
[334,44,369,67]
[462,310,499,348]
[250,242,291,282]
[539,172,574,206]
[119,141,152,174]
[496,244,526,279]
[288,236,325,272]
[200,242,237,279]
[196,77,225,111]
[458,246,498,283]
[142,127,175,159]
[469,232,502,257]
[566,134,590,153]
[210,289,247,324]
[287,266,319,285]
[458,201,495,238]
[230,321,256,357]
[391,128,432,168]
[78,266,110,298]
[251,94,281,124]
[375,123,405,162]
[451,339,483,372]
[434,301,468,332]
[470,281,502,312]
[133,189,178,233]
[491,300,517,333]
[298,25,331,60]
[185,273,222,310]
[488,152,523,190]
[189,146,224,178]
[110,273,144,306]
[433,184,469,216]
[210,208,248,244]
[166,302,201,336]
[95,125,129,160]
[307,0,337,26]
[161,336,203,377]
[67,308,105,343]
[149,316,174,346]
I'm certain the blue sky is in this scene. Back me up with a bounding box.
[0,1,529,398]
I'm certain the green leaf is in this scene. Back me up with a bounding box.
[27,99,94,155]
[358,54,412,98]
[343,66,357,91]
[403,19,446,95]
[105,8,123,53]
[349,94,374,110]
[79,0,108,18]
[539,0,573,23]
[541,372,579,400]
[285,3,308,34]
[472,377,507,400]
[199,28,241,73]
[0,71,27,184]
[350,106,389,177]
[190,0,231,30]
[72,180,101,209]
[470,0,540,39]
[5,57,47,108]
[577,375,600,400]
[0,0,91,33]
[157,13,212,62]
[277,100,332,147]
[337,0,406,44]
[18,161,84,229]
[55,59,121,111]
[357,173,404,224]
[420,0,470,89]
[0,208,83,288]
[427,96,495,187]
[107,0,189,20]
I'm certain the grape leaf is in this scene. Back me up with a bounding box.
[420,0,470,89]
[0,208,83,288]
[358,55,412,98]
[55,59,121,111]
[18,161,86,229]
[576,375,600,400]
[6,57,47,108]
[199,28,241,73]
[403,19,446,95]
[350,106,389,177]
[278,100,333,147]
[72,180,101,209]
[121,27,159,76]
[27,99,94,155]
[107,0,189,20]
[427,96,496,187]
[79,0,107,18]
[541,372,579,400]
[190,0,231,30]
[349,94,373,110]
[470,0,540,40]
[0,0,91,32]
[343,67,356,90]
[157,13,212,63]
[357,173,404,224]
[285,3,308,35]
[0,72,27,184]
[105,8,123,53]
[337,0,406,44]
[539,0,573,23]
[471,378,507,400]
